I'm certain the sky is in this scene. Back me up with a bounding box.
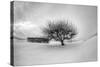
[13,1,97,39]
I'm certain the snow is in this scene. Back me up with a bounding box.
[48,40,61,45]
[13,36,97,66]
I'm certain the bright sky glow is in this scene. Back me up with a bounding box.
[14,21,38,30]
[14,21,43,37]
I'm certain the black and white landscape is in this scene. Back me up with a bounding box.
[11,1,97,66]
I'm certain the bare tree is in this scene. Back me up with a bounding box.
[43,20,78,46]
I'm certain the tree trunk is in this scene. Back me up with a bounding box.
[61,40,64,46]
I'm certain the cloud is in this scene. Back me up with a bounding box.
[14,21,43,37]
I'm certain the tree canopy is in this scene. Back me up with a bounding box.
[43,20,78,46]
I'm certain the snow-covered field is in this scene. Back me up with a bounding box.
[14,36,97,66]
